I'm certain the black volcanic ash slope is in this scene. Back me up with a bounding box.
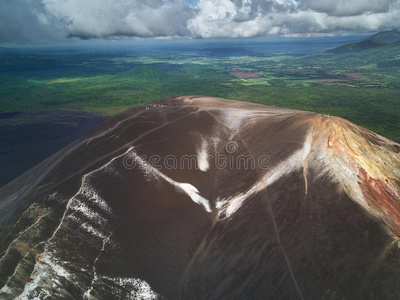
[0,96,400,300]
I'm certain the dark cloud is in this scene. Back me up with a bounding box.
[47,0,193,39]
[0,0,399,45]
[0,0,65,45]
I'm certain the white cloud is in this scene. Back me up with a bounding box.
[0,0,400,45]
[188,0,400,38]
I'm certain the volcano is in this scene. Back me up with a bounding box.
[0,96,399,299]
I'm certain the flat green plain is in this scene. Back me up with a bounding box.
[0,43,399,140]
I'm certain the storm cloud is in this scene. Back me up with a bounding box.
[46,0,193,39]
[0,0,66,45]
[1,0,400,45]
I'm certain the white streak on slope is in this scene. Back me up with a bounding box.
[80,182,112,214]
[86,275,159,300]
[129,151,212,213]
[16,148,132,299]
[197,138,210,172]
[217,133,313,218]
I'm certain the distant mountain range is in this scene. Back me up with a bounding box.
[329,30,400,53]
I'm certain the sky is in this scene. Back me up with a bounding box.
[0,0,399,46]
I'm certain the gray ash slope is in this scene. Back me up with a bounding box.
[0,96,400,299]
[0,110,107,187]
